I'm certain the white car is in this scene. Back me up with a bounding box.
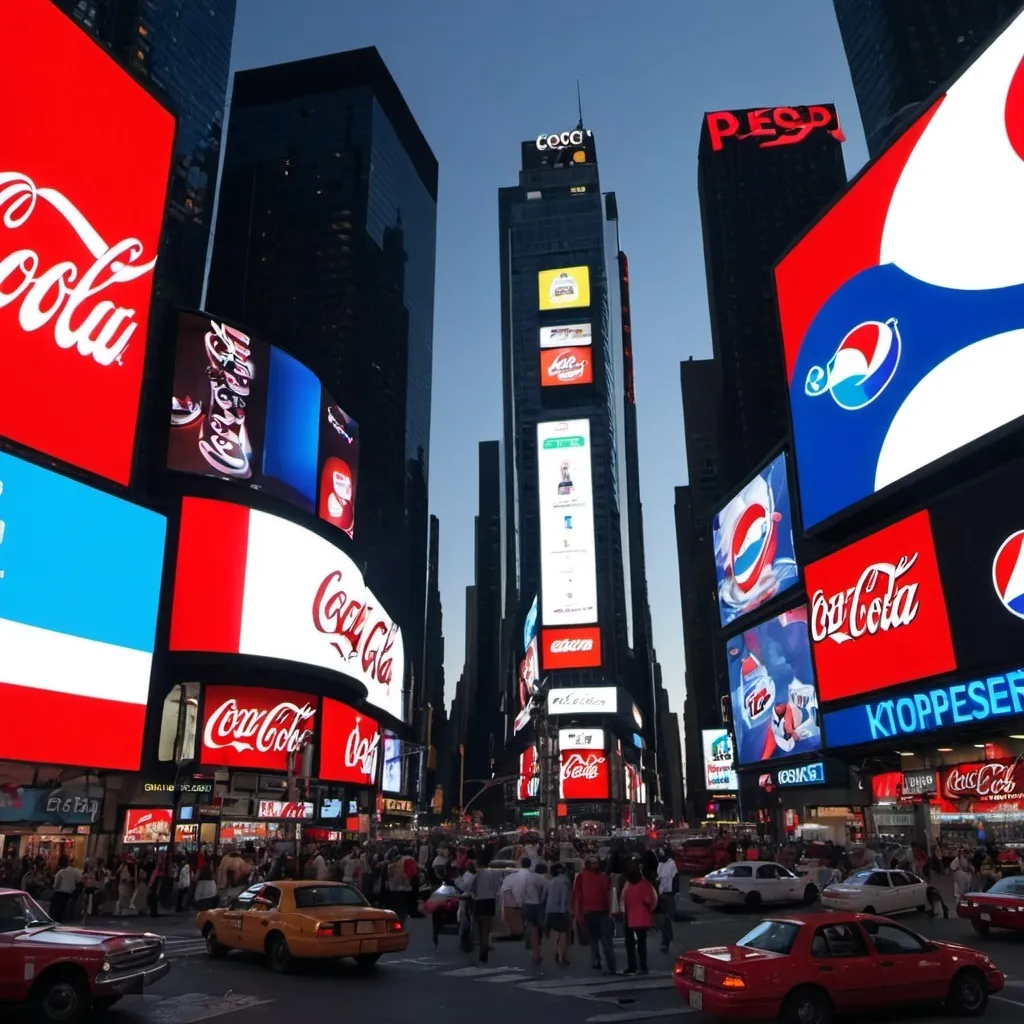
[689,861,819,909]
[821,868,929,915]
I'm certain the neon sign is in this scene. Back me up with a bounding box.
[706,106,845,152]
[536,129,593,151]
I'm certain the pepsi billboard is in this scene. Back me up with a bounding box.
[726,606,822,765]
[712,452,798,628]
[775,11,1024,530]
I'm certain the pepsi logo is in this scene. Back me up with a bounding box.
[993,530,1024,619]
[729,502,780,593]
[805,317,901,411]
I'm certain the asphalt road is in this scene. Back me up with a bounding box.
[18,900,1024,1024]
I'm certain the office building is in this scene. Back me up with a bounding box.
[206,48,438,719]
[419,515,449,812]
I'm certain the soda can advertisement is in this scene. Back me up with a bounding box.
[713,452,798,628]
[726,606,822,765]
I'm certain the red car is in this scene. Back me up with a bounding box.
[957,876,1024,935]
[673,912,1003,1024]
[0,887,170,1022]
[676,838,716,876]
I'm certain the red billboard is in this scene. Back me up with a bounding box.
[540,347,593,387]
[705,105,844,152]
[200,685,317,771]
[1,3,175,484]
[805,510,955,701]
[319,697,381,787]
[518,745,538,801]
[540,626,602,670]
[941,761,1024,804]
[559,747,609,800]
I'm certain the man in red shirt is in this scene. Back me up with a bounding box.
[573,856,616,974]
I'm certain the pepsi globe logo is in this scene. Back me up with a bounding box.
[729,502,779,594]
[993,530,1024,619]
[805,318,902,411]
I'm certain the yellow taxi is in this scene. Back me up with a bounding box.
[196,880,409,972]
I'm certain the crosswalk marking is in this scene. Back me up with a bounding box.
[586,1009,695,1023]
[162,936,209,959]
[519,976,676,1000]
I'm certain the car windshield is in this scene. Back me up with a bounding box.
[736,920,801,955]
[0,892,53,932]
[709,865,753,878]
[987,877,1024,898]
[844,870,882,886]
[294,885,368,909]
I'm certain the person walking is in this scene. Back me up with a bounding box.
[175,858,192,912]
[654,850,677,953]
[574,855,616,974]
[621,862,657,975]
[115,860,137,917]
[522,862,549,965]
[49,856,82,923]
[952,849,974,903]
[471,860,502,963]
[544,863,573,967]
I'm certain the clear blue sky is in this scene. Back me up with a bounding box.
[231,0,871,727]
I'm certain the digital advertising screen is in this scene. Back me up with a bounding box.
[540,626,602,670]
[540,323,592,349]
[1,3,175,485]
[547,687,616,714]
[537,419,598,626]
[775,10,1024,530]
[727,606,822,765]
[805,509,956,701]
[540,346,593,387]
[538,266,591,311]
[702,729,738,792]
[0,450,166,770]
[518,745,539,801]
[523,594,538,651]
[169,497,404,720]
[382,731,402,793]
[319,697,380,787]
[712,452,798,628]
[168,312,360,538]
[560,746,609,800]
[518,636,539,709]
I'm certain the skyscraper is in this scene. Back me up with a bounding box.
[835,0,1023,158]
[205,48,438,720]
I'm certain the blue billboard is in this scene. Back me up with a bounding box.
[713,452,798,628]
[823,668,1024,748]
[524,595,538,651]
[727,606,822,765]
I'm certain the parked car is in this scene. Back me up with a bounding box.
[673,912,1004,1024]
[676,837,716,876]
[957,875,1024,934]
[196,880,408,972]
[690,861,819,909]
[821,868,929,915]
[0,886,169,1022]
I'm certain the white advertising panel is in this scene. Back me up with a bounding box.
[382,731,402,793]
[538,419,598,626]
[540,323,592,349]
[702,729,739,792]
[559,728,606,750]
[547,687,616,715]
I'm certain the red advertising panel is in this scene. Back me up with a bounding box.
[122,808,173,844]
[560,747,609,800]
[319,697,381,786]
[540,347,593,387]
[518,745,538,801]
[941,761,1024,806]
[705,105,845,152]
[805,510,955,701]
[200,685,317,771]
[1,3,175,484]
[541,626,602,670]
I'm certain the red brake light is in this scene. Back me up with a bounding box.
[722,974,746,990]
[315,924,334,938]
[390,919,404,932]
[673,960,687,977]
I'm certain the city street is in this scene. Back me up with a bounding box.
[31,900,1024,1024]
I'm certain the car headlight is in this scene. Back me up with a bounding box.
[101,959,112,973]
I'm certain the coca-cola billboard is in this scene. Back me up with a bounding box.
[804,511,955,701]
[319,697,381,786]
[941,761,1024,804]
[541,626,602,670]
[518,745,539,801]
[1,4,175,485]
[200,685,317,771]
[540,347,594,387]
[167,312,360,538]
[169,497,404,720]
[560,749,609,800]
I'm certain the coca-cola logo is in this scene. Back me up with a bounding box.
[811,554,920,645]
[195,320,255,478]
[561,752,606,781]
[344,716,380,781]
[944,762,1022,801]
[203,698,315,758]
[550,638,593,653]
[546,351,588,382]
[312,569,399,689]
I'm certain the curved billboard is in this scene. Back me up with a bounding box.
[168,312,359,538]
[169,496,404,720]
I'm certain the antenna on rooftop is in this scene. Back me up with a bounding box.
[576,79,584,130]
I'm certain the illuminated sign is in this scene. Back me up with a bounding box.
[902,769,937,796]
[538,267,591,311]
[706,105,845,152]
[540,323,591,349]
[823,667,1024,747]
[536,129,593,151]
[559,728,605,751]
[382,797,414,814]
[540,346,593,387]
[776,762,826,787]
[547,687,616,714]
[541,626,601,670]
[701,729,738,791]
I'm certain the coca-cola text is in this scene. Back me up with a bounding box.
[561,752,606,781]
[344,716,380,781]
[944,762,1022,802]
[550,638,593,653]
[196,320,255,478]
[204,699,315,757]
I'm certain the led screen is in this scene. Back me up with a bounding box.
[319,698,381,786]
[776,11,1024,529]
[712,452,798,628]
[702,729,738,791]
[168,312,360,538]
[382,731,402,793]
[540,346,593,387]
[538,419,597,626]
[169,497,404,720]
[540,323,592,348]
[0,451,165,769]
[0,3,175,484]
[727,606,822,765]
[538,267,591,311]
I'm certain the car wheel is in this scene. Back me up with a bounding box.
[744,890,762,911]
[93,996,123,1011]
[803,885,818,906]
[971,919,990,937]
[947,968,988,1017]
[862,905,876,915]
[782,986,833,1024]
[355,953,381,969]
[204,925,229,959]
[33,970,90,1023]
[267,932,293,974]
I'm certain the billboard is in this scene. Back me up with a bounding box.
[713,452,798,628]
[538,419,598,625]
[1,3,175,485]
[540,323,592,349]
[169,497,404,720]
[518,636,539,709]
[705,105,845,152]
[0,450,166,770]
[776,11,1024,530]
[541,626,602,670]
[559,728,606,751]
[547,687,616,714]
[560,747,609,800]
[168,313,360,538]
[523,595,538,651]
[518,745,539,800]
[382,731,402,794]
[540,347,593,387]
[123,809,173,845]
[701,729,738,792]
[319,698,380,787]
[805,510,955,701]
[538,266,591,311]
[727,606,822,765]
